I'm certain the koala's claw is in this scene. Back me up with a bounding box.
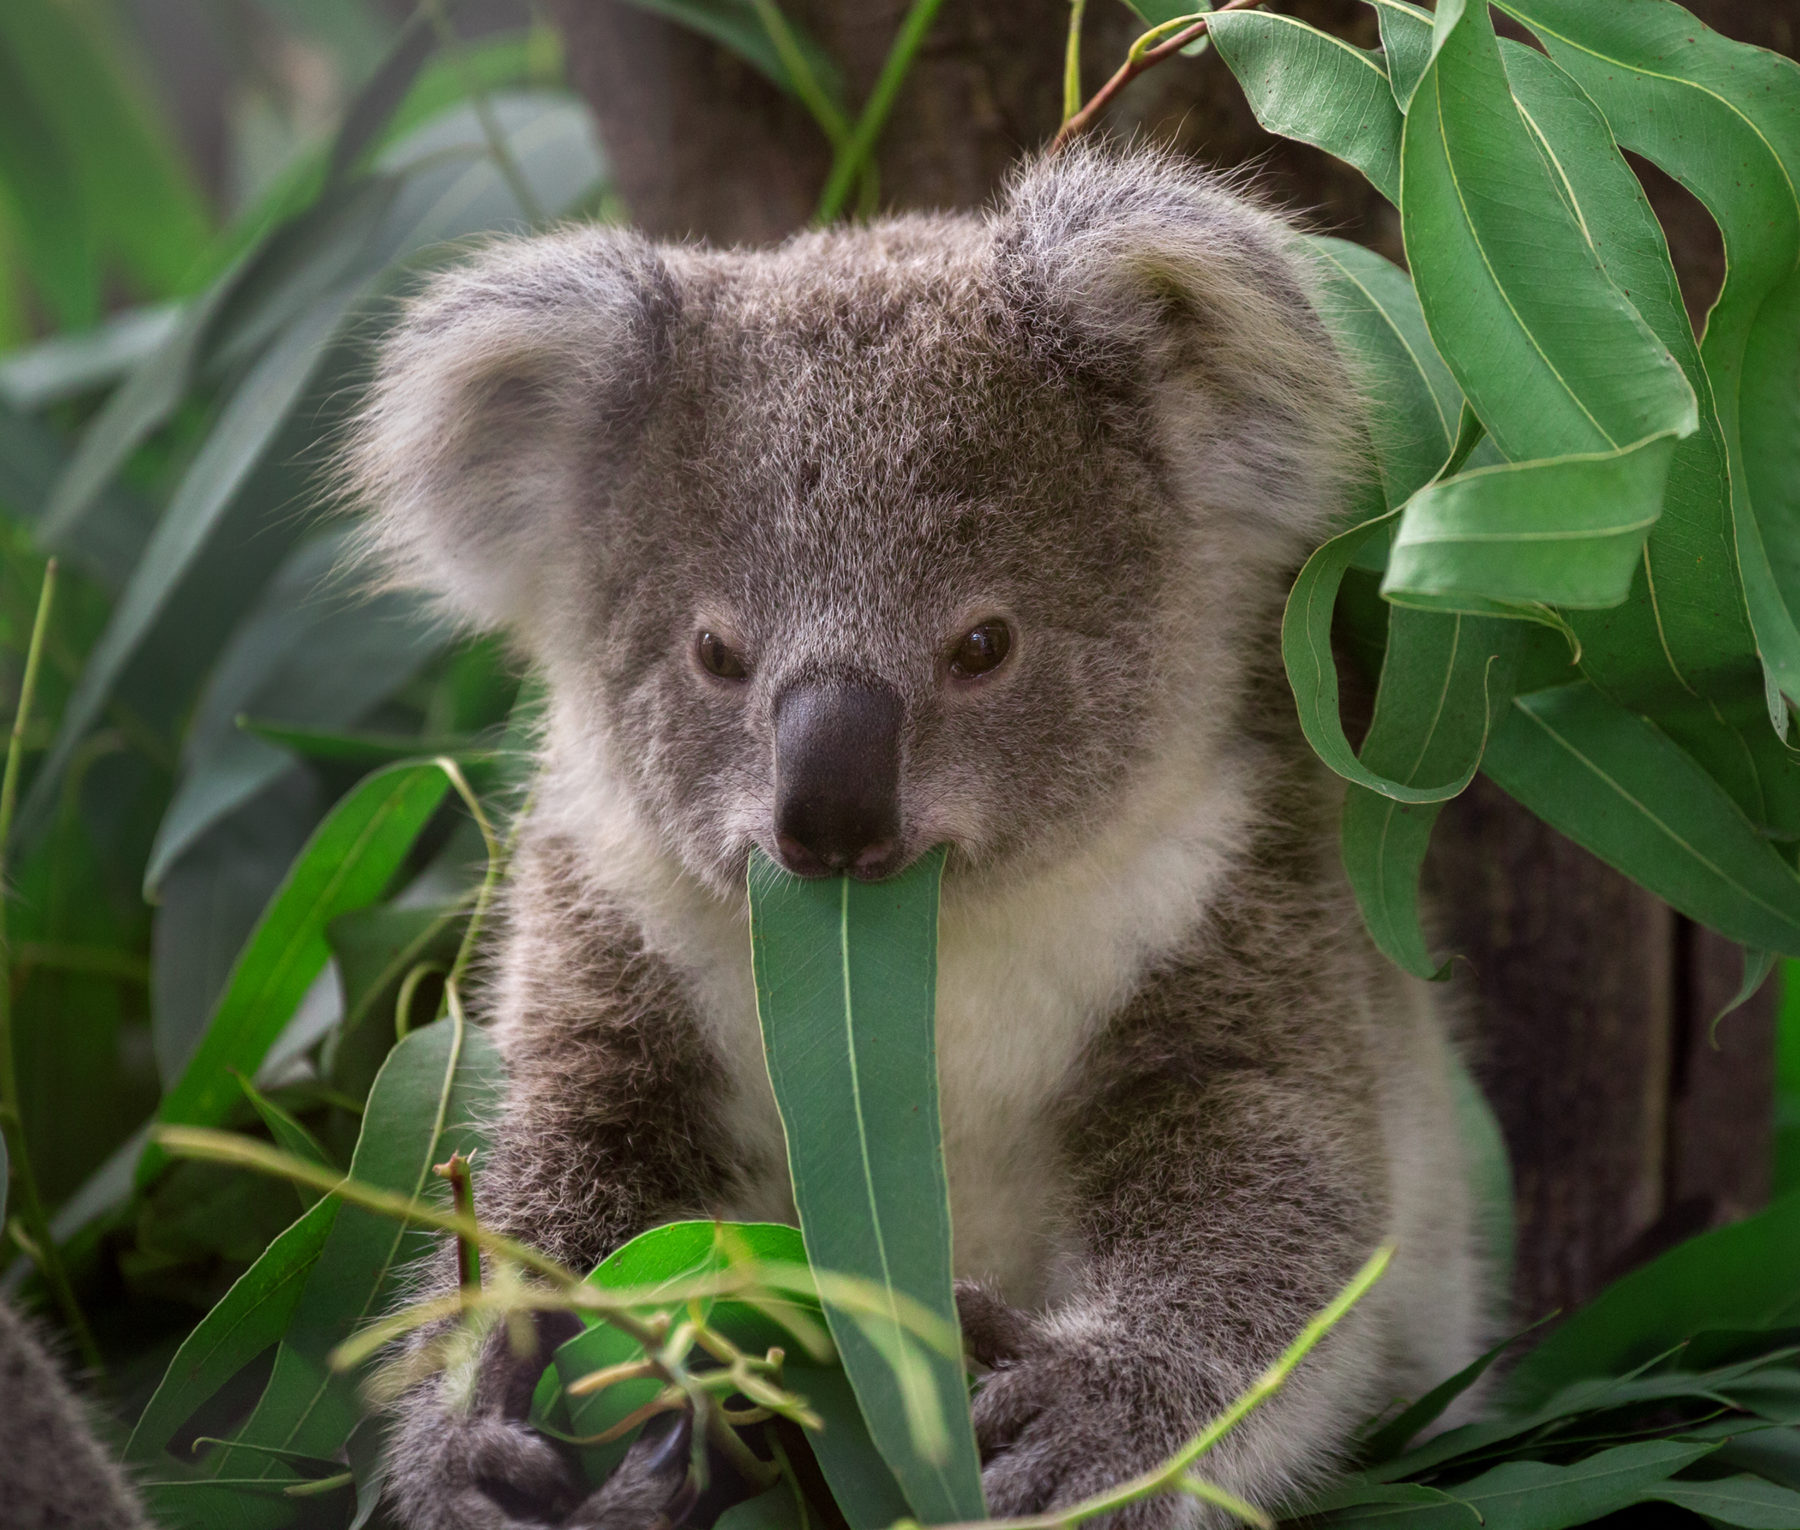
[565,1410,697,1530]
[972,1351,1185,1530]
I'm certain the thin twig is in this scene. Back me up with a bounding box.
[815,0,948,222]
[1051,0,1269,152]
[432,1148,480,1291]
[0,561,101,1370]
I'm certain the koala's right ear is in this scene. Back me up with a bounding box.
[345,227,678,634]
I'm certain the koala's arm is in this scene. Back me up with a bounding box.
[385,834,740,1530]
[972,922,1398,1529]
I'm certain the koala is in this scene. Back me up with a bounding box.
[0,1296,151,1530]
[348,143,1490,1530]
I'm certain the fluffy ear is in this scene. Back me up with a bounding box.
[992,143,1361,549]
[344,226,678,634]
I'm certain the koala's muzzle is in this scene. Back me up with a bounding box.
[773,679,903,878]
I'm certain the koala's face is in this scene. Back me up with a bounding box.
[581,249,1170,890]
[353,148,1353,896]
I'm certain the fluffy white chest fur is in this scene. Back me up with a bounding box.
[566,734,1257,1309]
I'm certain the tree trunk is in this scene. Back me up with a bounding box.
[543,0,1780,1325]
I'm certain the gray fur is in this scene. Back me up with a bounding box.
[0,1296,151,1530]
[350,143,1489,1529]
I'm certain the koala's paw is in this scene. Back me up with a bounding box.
[386,1309,692,1530]
[972,1336,1191,1530]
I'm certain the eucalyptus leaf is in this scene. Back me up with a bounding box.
[127,1197,339,1464]
[1643,1475,1800,1529]
[217,1014,503,1485]
[748,846,985,1524]
[1398,1,1696,568]
[1340,608,1519,977]
[1495,0,1800,716]
[1481,686,1800,957]
[1501,1190,1800,1408]
[1210,13,1401,203]
[141,762,452,1186]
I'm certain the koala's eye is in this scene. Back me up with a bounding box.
[696,631,749,682]
[948,620,1012,680]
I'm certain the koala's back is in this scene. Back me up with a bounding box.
[0,1297,150,1530]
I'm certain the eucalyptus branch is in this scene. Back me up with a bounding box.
[0,561,100,1370]
[921,1246,1394,1530]
[1051,0,1269,151]
[815,0,949,222]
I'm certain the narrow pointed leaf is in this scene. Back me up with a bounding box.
[141,762,452,1186]
[218,1015,503,1480]
[1309,237,1461,511]
[1495,0,1800,713]
[1342,609,1519,977]
[749,846,985,1524]
[1481,685,1800,957]
[1646,1475,1800,1529]
[127,1198,339,1463]
[1394,0,1697,615]
[1210,13,1402,202]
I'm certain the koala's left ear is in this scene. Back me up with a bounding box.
[991,143,1360,546]
[343,226,679,637]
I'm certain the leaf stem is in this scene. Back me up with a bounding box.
[0,561,100,1370]
[437,758,505,997]
[815,0,948,222]
[1051,0,1268,151]
[431,1148,481,1291]
[1062,0,1089,126]
[751,0,851,148]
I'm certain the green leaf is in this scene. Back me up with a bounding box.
[1494,0,1800,716]
[1371,0,1435,110]
[619,0,846,104]
[325,903,470,1102]
[126,1198,339,1464]
[1309,237,1462,512]
[140,762,452,1186]
[1382,435,1679,611]
[716,1483,807,1530]
[748,847,985,1524]
[1341,608,1519,976]
[218,1014,503,1483]
[0,0,210,301]
[146,532,444,891]
[1395,0,1696,611]
[1502,1190,1800,1408]
[1645,1475,1800,1529]
[26,288,360,835]
[1445,1440,1716,1530]
[0,39,96,330]
[1210,12,1402,203]
[1481,685,1800,956]
[1286,511,1495,805]
[784,1358,916,1530]
[538,1220,825,1484]
[233,1072,336,1210]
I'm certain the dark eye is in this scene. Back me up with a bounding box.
[696,631,749,681]
[948,620,1012,680]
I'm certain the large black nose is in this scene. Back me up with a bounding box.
[773,678,903,878]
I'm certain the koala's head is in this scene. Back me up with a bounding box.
[348,145,1357,898]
